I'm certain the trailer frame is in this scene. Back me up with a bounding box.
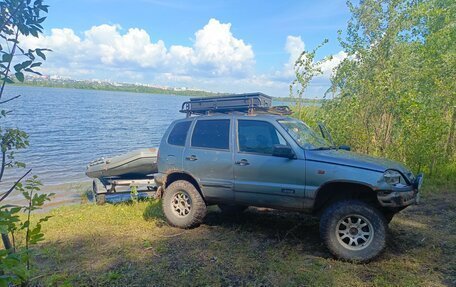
[92,174,158,205]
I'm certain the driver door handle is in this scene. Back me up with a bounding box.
[185,155,198,161]
[235,159,250,166]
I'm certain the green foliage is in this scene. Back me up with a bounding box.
[0,128,29,170]
[289,39,332,116]
[130,185,138,202]
[0,1,50,86]
[0,177,53,286]
[0,0,50,174]
[298,0,455,180]
[0,0,52,286]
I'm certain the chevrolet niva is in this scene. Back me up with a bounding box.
[154,93,422,262]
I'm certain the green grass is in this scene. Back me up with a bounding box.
[25,187,455,287]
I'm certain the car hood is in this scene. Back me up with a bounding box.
[306,149,412,176]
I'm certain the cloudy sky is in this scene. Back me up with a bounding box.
[21,0,351,97]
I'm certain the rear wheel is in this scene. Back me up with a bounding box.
[162,180,206,229]
[320,200,386,262]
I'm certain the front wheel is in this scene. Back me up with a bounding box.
[320,200,386,262]
[162,180,207,229]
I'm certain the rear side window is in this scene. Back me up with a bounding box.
[191,119,230,150]
[168,121,191,146]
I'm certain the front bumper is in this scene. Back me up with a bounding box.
[377,173,423,208]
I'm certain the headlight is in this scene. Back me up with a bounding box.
[383,170,402,185]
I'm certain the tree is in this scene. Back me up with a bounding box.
[0,0,53,285]
[314,0,455,177]
[289,39,332,119]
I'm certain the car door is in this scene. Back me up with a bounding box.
[159,120,193,172]
[183,117,234,203]
[234,118,305,210]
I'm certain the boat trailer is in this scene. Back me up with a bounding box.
[86,148,159,205]
[91,176,158,205]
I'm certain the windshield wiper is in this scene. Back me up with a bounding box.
[317,122,335,147]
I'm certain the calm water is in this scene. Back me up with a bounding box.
[1,86,189,185]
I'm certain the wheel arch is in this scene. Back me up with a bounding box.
[161,170,205,201]
[313,180,379,214]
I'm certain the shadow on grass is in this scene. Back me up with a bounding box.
[143,201,328,257]
[34,192,456,286]
[142,200,324,252]
[143,198,167,227]
[205,208,324,249]
[35,209,335,287]
[142,198,453,262]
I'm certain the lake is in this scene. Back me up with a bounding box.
[1,86,189,186]
[1,85,294,193]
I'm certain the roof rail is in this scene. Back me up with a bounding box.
[180,92,292,116]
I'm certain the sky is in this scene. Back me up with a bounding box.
[21,0,352,97]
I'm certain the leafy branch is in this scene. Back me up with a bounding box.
[0,0,52,285]
[289,39,332,117]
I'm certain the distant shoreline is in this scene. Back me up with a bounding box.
[13,79,224,97]
[11,82,196,98]
[12,79,324,103]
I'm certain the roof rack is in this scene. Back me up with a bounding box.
[180,92,292,116]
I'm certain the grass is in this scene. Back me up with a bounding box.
[25,184,455,287]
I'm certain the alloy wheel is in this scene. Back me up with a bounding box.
[335,214,374,250]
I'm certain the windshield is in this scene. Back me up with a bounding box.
[278,119,332,149]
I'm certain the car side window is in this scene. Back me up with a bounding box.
[238,120,288,155]
[191,119,230,150]
[168,121,192,146]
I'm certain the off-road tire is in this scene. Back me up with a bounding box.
[320,200,386,262]
[162,180,206,229]
[218,204,248,215]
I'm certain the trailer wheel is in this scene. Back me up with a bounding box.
[162,180,206,229]
[96,193,106,205]
[92,180,99,201]
[92,179,106,205]
[92,180,97,194]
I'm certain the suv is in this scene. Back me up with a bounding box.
[154,93,422,262]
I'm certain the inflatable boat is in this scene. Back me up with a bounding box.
[86,148,158,179]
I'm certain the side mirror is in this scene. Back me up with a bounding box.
[272,144,295,159]
[339,145,351,151]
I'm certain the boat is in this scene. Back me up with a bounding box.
[85,148,158,179]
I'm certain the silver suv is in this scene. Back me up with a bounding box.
[154,93,422,262]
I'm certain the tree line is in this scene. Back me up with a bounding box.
[294,0,455,181]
